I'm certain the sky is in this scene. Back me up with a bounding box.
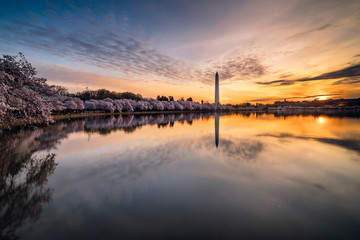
[0,0,360,104]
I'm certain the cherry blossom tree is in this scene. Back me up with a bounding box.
[0,71,52,127]
[0,53,86,128]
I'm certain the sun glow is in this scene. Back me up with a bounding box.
[316,117,327,124]
[317,96,328,100]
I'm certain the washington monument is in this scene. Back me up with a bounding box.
[215,72,219,104]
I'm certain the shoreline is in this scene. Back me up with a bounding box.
[1,110,225,130]
[52,110,214,120]
[2,109,360,130]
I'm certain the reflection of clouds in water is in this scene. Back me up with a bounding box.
[0,114,271,206]
[52,131,264,206]
[185,135,264,164]
[217,138,263,162]
[61,134,264,186]
[53,142,182,206]
[258,133,360,155]
[76,141,182,183]
[285,176,327,191]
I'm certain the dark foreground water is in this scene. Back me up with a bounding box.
[1,113,360,239]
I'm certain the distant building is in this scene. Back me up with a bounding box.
[215,72,219,104]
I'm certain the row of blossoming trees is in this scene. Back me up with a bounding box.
[82,98,231,113]
[0,53,233,128]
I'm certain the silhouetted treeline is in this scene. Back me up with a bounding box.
[156,95,193,102]
[232,98,360,111]
[271,98,360,107]
[71,88,143,101]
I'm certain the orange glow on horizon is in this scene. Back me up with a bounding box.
[317,96,328,101]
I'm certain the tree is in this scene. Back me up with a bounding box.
[169,96,174,101]
[74,89,142,101]
[52,85,69,96]
[0,54,53,127]
[0,52,37,86]
[0,53,89,127]
[157,95,169,101]
[120,92,142,100]
[186,97,193,102]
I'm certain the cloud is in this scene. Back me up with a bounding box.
[257,64,360,86]
[249,98,274,102]
[216,57,266,81]
[1,0,357,97]
[0,11,267,86]
[286,23,331,40]
[194,56,267,84]
[249,94,340,102]
[279,73,293,78]
[0,15,192,82]
[333,77,360,85]
[301,94,340,99]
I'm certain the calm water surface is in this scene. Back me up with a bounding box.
[1,113,360,239]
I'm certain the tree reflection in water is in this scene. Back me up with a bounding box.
[0,130,57,239]
[82,113,223,135]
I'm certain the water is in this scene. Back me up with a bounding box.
[1,113,360,239]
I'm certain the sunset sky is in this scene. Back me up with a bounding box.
[1,0,359,104]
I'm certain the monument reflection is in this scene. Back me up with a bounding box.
[215,113,219,148]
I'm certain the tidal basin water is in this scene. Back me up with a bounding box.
[1,113,360,239]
